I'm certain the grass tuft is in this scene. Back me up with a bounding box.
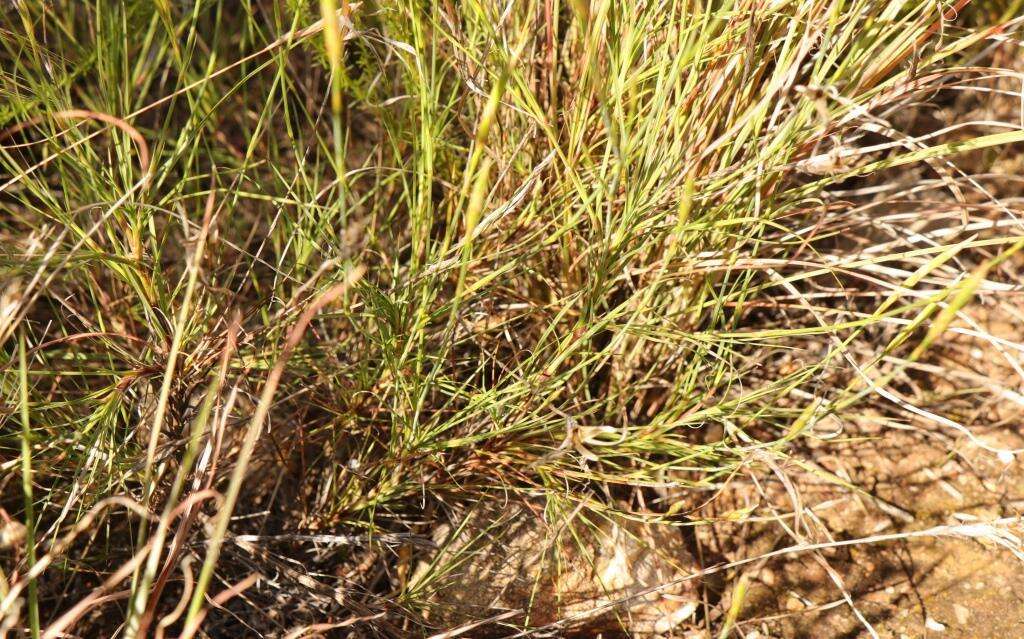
[1,0,1023,636]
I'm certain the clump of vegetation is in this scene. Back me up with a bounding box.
[1,0,1023,636]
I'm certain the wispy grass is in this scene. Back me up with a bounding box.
[1,0,1023,636]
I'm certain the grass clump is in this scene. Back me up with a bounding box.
[1,0,1023,636]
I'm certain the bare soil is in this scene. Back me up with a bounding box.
[690,303,1024,639]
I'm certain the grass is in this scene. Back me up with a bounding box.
[1,0,1024,636]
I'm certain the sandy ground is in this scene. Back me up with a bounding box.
[734,428,1024,639]
[686,303,1024,639]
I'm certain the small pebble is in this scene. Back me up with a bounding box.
[953,603,971,625]
[925,617,946,632]
[785,594,804,612]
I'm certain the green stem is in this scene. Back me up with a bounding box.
[19,331,39,639]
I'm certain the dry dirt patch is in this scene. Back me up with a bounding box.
[689,303,1024,639]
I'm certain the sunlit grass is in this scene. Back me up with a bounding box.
[1,0,1023,636]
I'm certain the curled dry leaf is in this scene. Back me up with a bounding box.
[411,502,700,636]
